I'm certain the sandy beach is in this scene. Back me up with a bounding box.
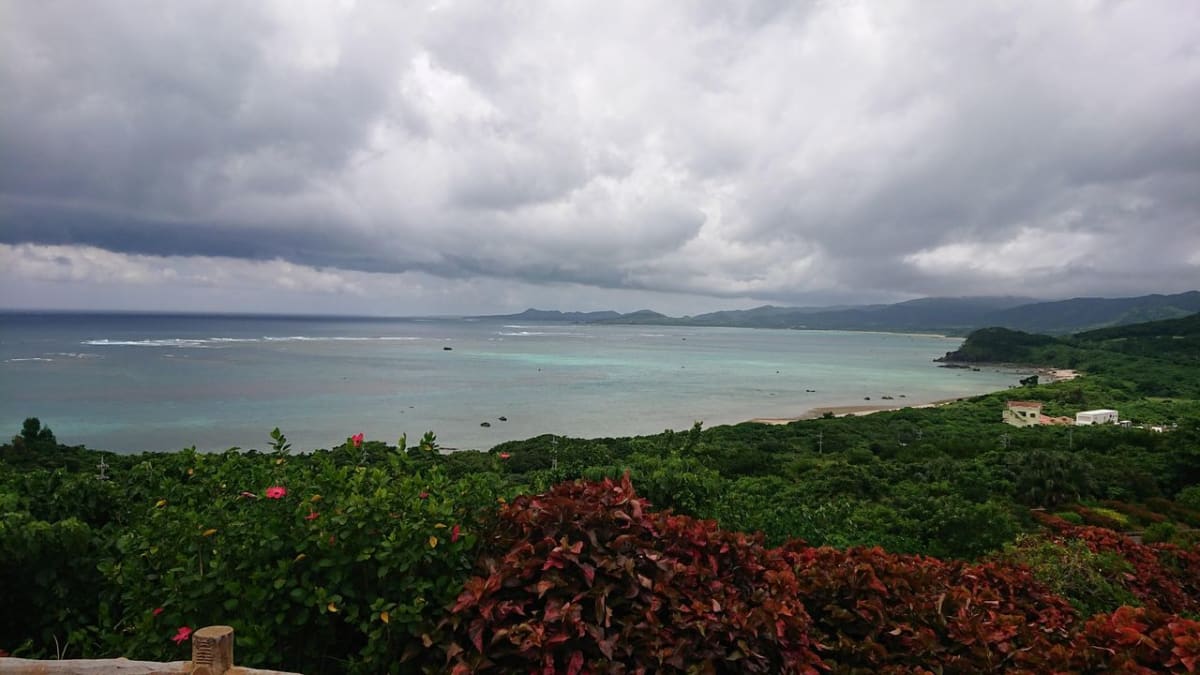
[748,367,1084,426]
[749,397,964,425]
[1040,368,1080,382]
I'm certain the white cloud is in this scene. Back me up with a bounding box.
[2,1,1198,312]
[0,244,363,295]
[905,227,1098,279]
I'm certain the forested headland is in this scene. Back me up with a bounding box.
[3,314,1199,672]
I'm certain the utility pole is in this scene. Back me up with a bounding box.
[817,431,823,454]
[551,436,559,470]
[96,458,109,481]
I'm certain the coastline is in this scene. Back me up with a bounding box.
[746,367,1080,426]
[749,397,963,425]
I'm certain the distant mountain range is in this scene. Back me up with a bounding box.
[481,291,1200,335]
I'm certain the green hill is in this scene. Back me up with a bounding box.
[556,292,1200,335]
[940,312,1200,399]
[989,291,1200,334]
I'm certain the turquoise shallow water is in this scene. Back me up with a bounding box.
[0,313,1022,453]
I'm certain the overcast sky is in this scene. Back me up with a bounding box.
[2,1,1198,316]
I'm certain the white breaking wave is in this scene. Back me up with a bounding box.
[83,336,424,348]
[83,338,213,348]
[259,336,422,342]
[497,331,592,337]
[6,357,53,362]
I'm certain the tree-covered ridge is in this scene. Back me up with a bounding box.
[1073,312,1200,363]
[938,312,1200,398]
[494,290,1200,335]
[935,326,1059,363]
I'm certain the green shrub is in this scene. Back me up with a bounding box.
[996,535,1138,616]
[1178,485,1200,511]
[1142,521,1178,544]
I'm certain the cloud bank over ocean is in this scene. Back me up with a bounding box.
[2,1,1198,314]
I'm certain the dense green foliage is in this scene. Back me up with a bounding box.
[940,311,1200,399]
[0,437,515,672]
[3,313,1199,670]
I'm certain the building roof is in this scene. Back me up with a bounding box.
[1006,400,1044,408]
[1077,409,1118,415]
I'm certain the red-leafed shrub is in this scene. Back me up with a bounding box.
[789,545,1077,672]
[433,475,824,674]
[1101,500,1168,525]
[1068,606,1200,673]
[1031,512,1200,616]
[1068,504,1128,530]
[1146,498,1200,528]
[1031,509,1080,531]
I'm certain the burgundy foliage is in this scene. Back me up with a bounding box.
[433,481,1200,673]
[1033,511,1200,616]
[1101,500,1169,525]
[1067,505,1128,531]
[1070,607,1200,673]
[789,544,1077,673]
[437,474,823,674]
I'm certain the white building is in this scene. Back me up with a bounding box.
[1076,409,1119,426]
[1003,401,1043,428]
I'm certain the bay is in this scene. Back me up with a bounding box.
[0,312,1020,453]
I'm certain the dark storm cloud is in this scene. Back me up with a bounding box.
[2,0,1198,312]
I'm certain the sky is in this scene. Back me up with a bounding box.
[2,1,1199,316]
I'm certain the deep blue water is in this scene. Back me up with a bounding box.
[0,312,1020,453]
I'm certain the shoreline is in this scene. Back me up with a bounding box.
[749,397,964,425]
[746,367,1081,426]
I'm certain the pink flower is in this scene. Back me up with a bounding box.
[451,524,461,543]
[265,486,287,499]
[351,432,364,448]
[171,626,192,645]
[305,511,320,521]
[418,491,429,499]
[153,607,164,617]
[499,452,511,460]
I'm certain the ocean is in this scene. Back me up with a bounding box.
[0,312,1020,453]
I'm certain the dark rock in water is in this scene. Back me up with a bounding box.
[443,346,453,351]
[899,394,906,398]
[864,396,871,400]
[498,416,507,422]
[806,389,816,393]
[480,421,491,427]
